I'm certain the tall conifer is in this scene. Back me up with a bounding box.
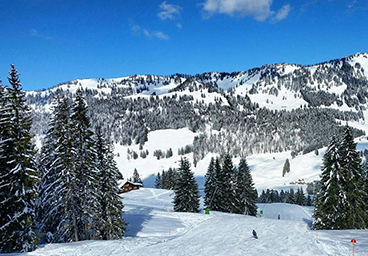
[233,158,257,215]
[0,65,39,252]
[173,157,200,212]
[204,157,216,209]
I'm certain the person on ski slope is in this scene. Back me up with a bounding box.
[252,229,257,238]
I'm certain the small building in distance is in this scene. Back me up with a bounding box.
[119,181,143,194]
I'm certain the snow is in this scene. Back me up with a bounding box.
[114,126,368,193]
[9,188,368,256]
[114,128,199,187]
[246,88,308,111]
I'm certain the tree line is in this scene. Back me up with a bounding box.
[0,65,126,253]
[258,188,313,206]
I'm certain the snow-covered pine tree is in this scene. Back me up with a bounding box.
[258,190,267,203]
[94,127,126,240]
[166,167,178,190]
[280,190,286,202]
[339,126,368,229]
[285,188,295,204]
[70,88,100,240]
[204,157,216,209]
[295,187,306,206]
[0,65,39,253]
[0,79,8,226]
[132,168,143,184]
[155,172,162,188]
[220,153,236,212]
[38,94,75,242]
[313,136,344,229]
[210,157,223,211]
[233,157,257,216]
[306,194,312,206]
[282,158,290,177]
[173,157,200,212]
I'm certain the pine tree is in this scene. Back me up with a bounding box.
[155,172,162,188]
[282,158,290,177]
[285,188,295,204]
[132,168,143,184]
[295,187,306,206]
[38,94,87,242]
[280,190,286,202]
[0,65,39,252]
[314,128,368,230]
[233,158,257,216]
[218,154,235,212]
[204,157,216,209]
[173,157,200,212]
[258,190,267,203]
[94,127,126,240]
[306,194,312,206]
[313,136,347,229]
[211,157,223,211]
[339,127,368,229]
[38,94,75,242]
[70,88,100,240]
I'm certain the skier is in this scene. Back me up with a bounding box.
[278,214,280,220]
[252,229,258,239]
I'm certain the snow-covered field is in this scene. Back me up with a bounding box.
[115,127,368,193]
[7,188,368,256]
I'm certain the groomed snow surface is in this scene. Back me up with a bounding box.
[7,188,368,256]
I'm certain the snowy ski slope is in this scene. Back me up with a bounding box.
[7,188,368,256]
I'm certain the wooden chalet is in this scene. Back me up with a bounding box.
[119,181,143,194]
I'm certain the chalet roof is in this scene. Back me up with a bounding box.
[123,181,143,187]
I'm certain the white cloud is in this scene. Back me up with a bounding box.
[177,23,182,29]
[29,28,51,40]
[158,1,182,20]
[202,0,274,21]
[275,4,290,21]
[202,0,291,22]
[129,20,169,40]
[154,31,170,40]
[143,29,169,40]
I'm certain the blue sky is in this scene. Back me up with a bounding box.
[1,0,368,90]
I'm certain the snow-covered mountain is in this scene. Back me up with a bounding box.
[26,52,368,191]
[29,52,368,110]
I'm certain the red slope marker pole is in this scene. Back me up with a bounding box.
[316,229,318,240]
[351,239,356,256]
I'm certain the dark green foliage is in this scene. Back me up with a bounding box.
[94,128,126,240]
[210,157,223,211]
[285,189,295,204]
[70,89,100,241]
[0,65,39,252]
[155,172,162,188]
[155,168,178,189]
[205,155,257,215]
[204,157,216,208]
[165,148,173,158]
[233,158,257,216]
[132,168,143,184]
[38,94,75,243]
[295,188,307,206]
[306,195,312,206]
[282,158,290,177]
[313,127,368,230]
[339,127,368,228]
[173,158,200,212]
[39,91,126,243]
